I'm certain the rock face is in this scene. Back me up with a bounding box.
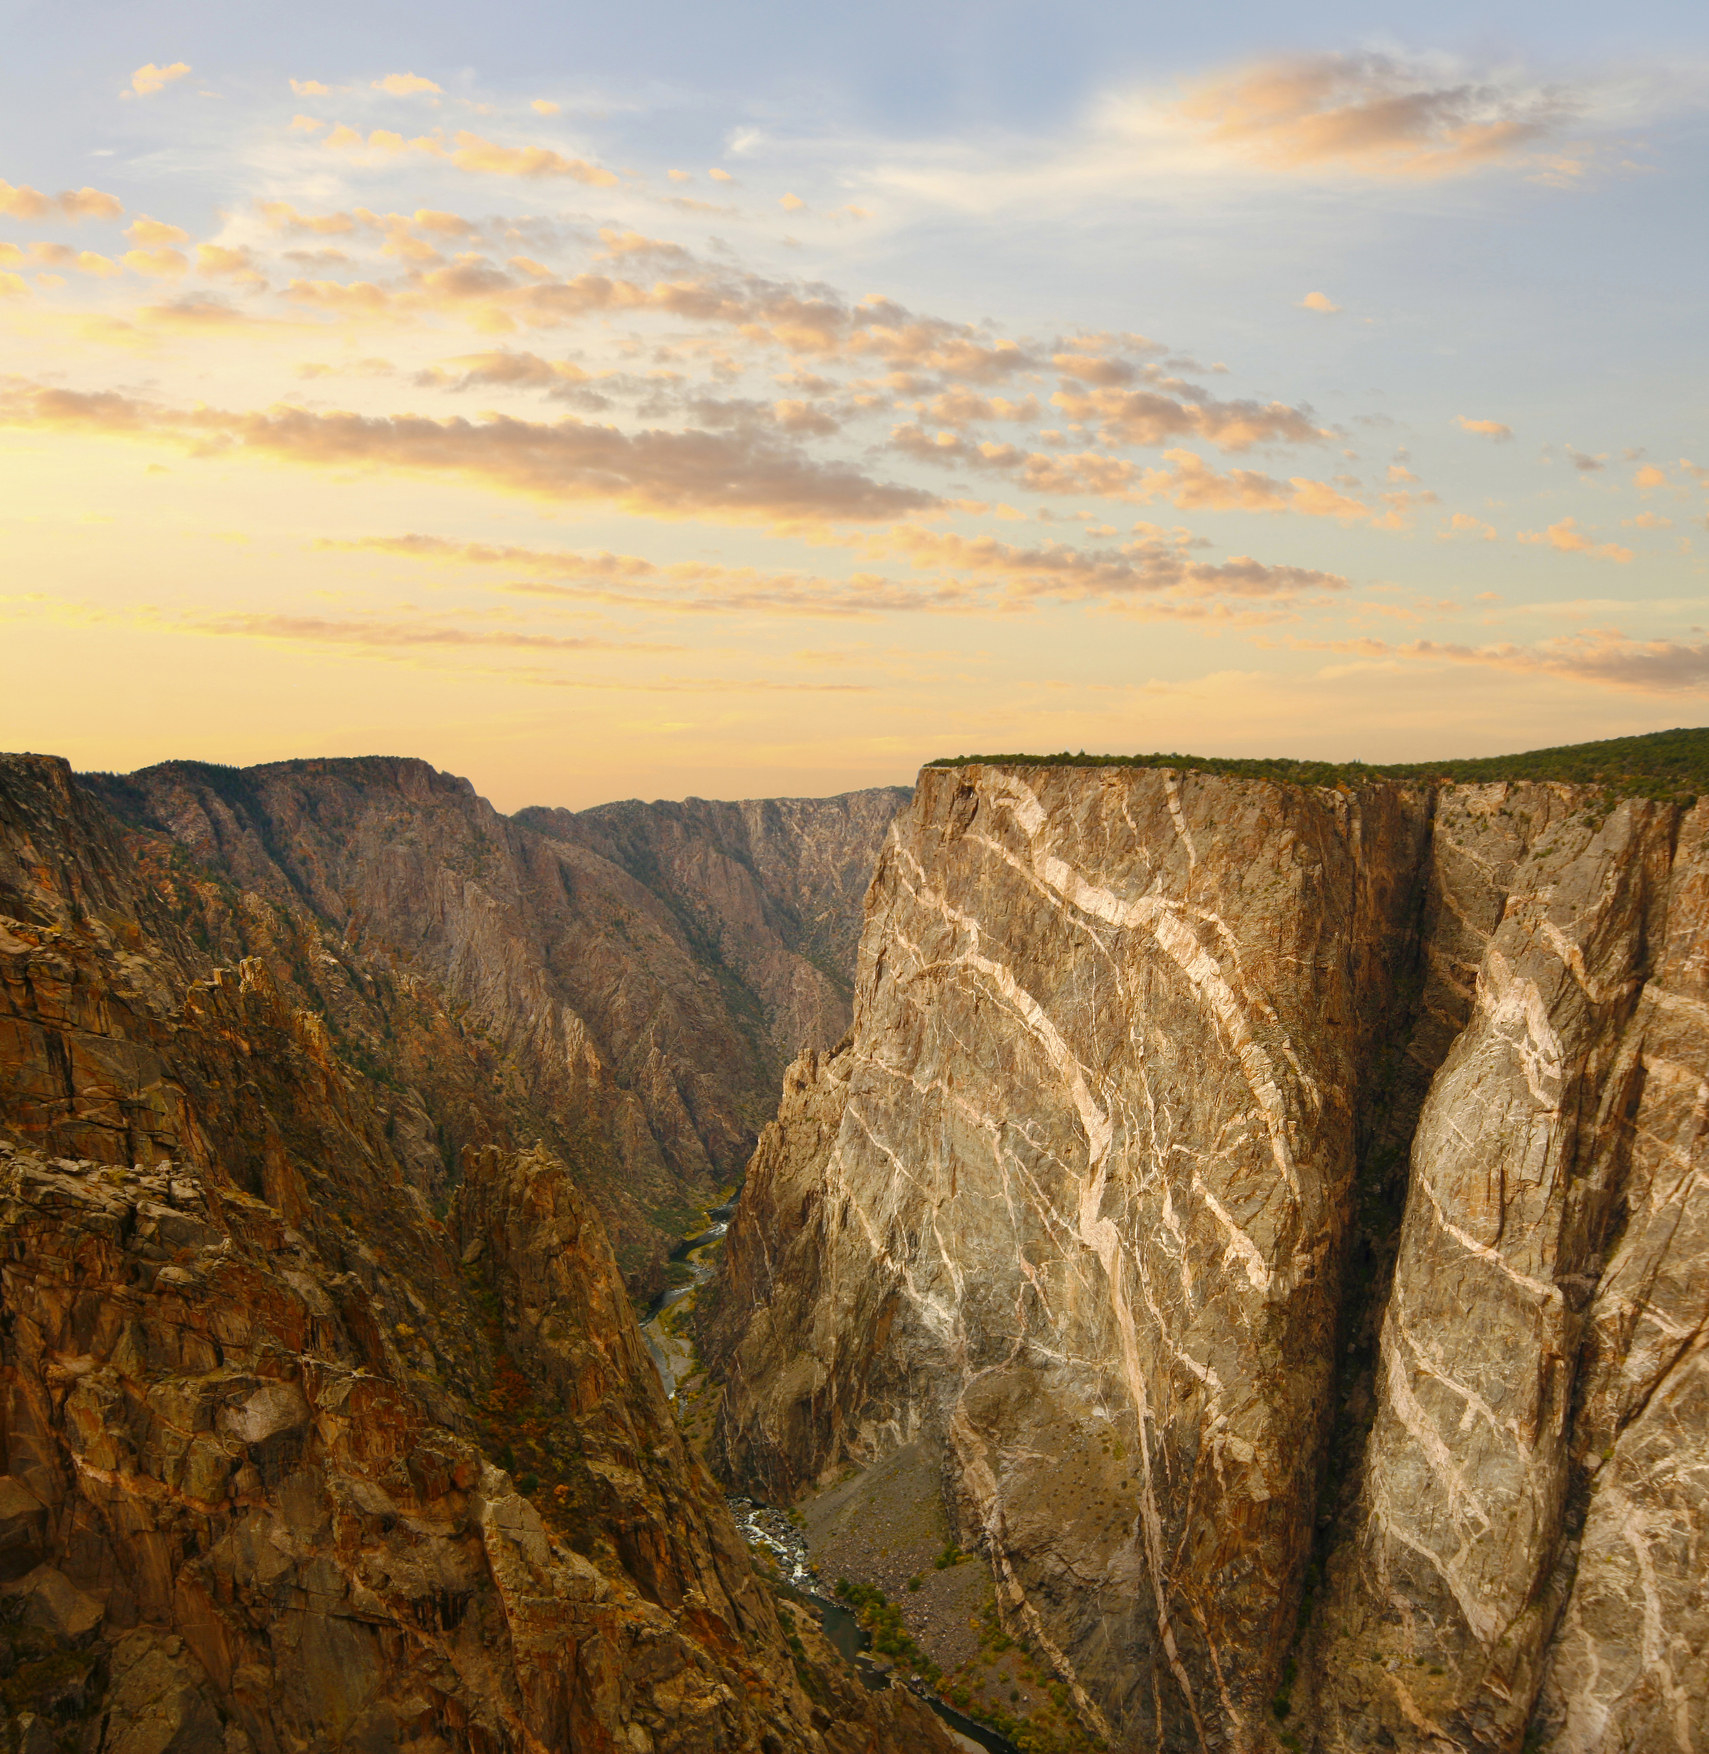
[82,759,908,1291]
[705,762,1709,1754]
[0,753,951,1754]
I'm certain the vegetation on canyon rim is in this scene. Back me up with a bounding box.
[929,723,1709,802]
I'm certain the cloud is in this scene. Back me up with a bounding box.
[0,381,937,527]
[130,62,191,96]
[1311,630,1709,695]
[373,73,442,97]
[0,273,26,299]
[125,216,188,246]
[1174,52,1576,180]
[1517,516,1633,563]
[780,193,806,211]
[869,524,1344,601]
[321,521,1340,617]
[1456,415,1513,441]
[1441,512,1499,541]
[121,247,189,279]
[436,130,619,184]
[1048,382,1326,451]
[196,244,259,277]
[0,182,123,221]
[1298,291,1341,313]
[1634,463,1668,489]
[290,79,330,97]
[532,99,560,116]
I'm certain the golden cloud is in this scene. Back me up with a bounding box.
[1049,382,1325,451]
[1298,292,1341,313]
[1456,415,1513,441]
[126,216,189,246]
[290,79,330,97]
[316,128,618,183]
[122,247,190,279]
[869,524,1344,601]
[1176,53,1573,179]
[1516,516,1633,563]
[0,382,937,527]
[373,73,442,97]
[0,182,123,221]
[321,520,1338,618]
[130,62,191,97]
[1308,630,1709,695]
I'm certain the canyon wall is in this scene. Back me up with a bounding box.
[83,758,907,1291]
[706,761,1709,1754]
[0,753,951,1754]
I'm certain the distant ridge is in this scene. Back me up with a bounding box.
[925,725,1709,803]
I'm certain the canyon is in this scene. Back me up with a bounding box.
[3,736,1706,1754]
[706,756,1709,1754]
[0,753,942,1754]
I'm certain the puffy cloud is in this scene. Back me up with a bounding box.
[708,168,734,183]
[780,192,806,211]
[373,73,442,97]
[1049,381,1326,451]
[1298,291,1340,313]
[122,247,189,279]
[441,131,617,183]
[1456,415,1513,441]
[129,62,191,97]
[1441,512,1498,541]
[126,215,188,246]
[0,182,123,221]
[0,382,937,527]
[76,252,123,278]
[291,115,326,133]
[1633,463,1668,489]
[0,273,27,299]
[1175,53,1573,180]
[197,244,259,277]
[290,79,330,97]
[1517,516,1633,563]
[532,99,561,116]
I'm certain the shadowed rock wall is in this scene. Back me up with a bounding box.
[0,752,951,1754]
[81,758,908,1293]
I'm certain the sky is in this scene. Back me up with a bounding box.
[2,1,1707,810]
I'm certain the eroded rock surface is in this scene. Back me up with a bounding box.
[82,758,907,1291]
[706,763,1709,1754]
[0,752,952,1754]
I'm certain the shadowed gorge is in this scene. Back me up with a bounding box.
[0,751,951,1754]
[78,757,908,1297]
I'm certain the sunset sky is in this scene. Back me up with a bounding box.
[3,0,1706,809]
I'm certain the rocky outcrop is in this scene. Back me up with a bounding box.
[0,752,953,1754]
[82,759,908,1290]
[706,762,1709,1754]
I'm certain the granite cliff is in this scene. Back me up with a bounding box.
[81,759,907,1293]
[0,753,949,1754]
[705,757,1709,1754]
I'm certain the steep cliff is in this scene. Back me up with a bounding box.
[81,759,907,1291]
[706,760,1709,1754]
[0,753,953,1754]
